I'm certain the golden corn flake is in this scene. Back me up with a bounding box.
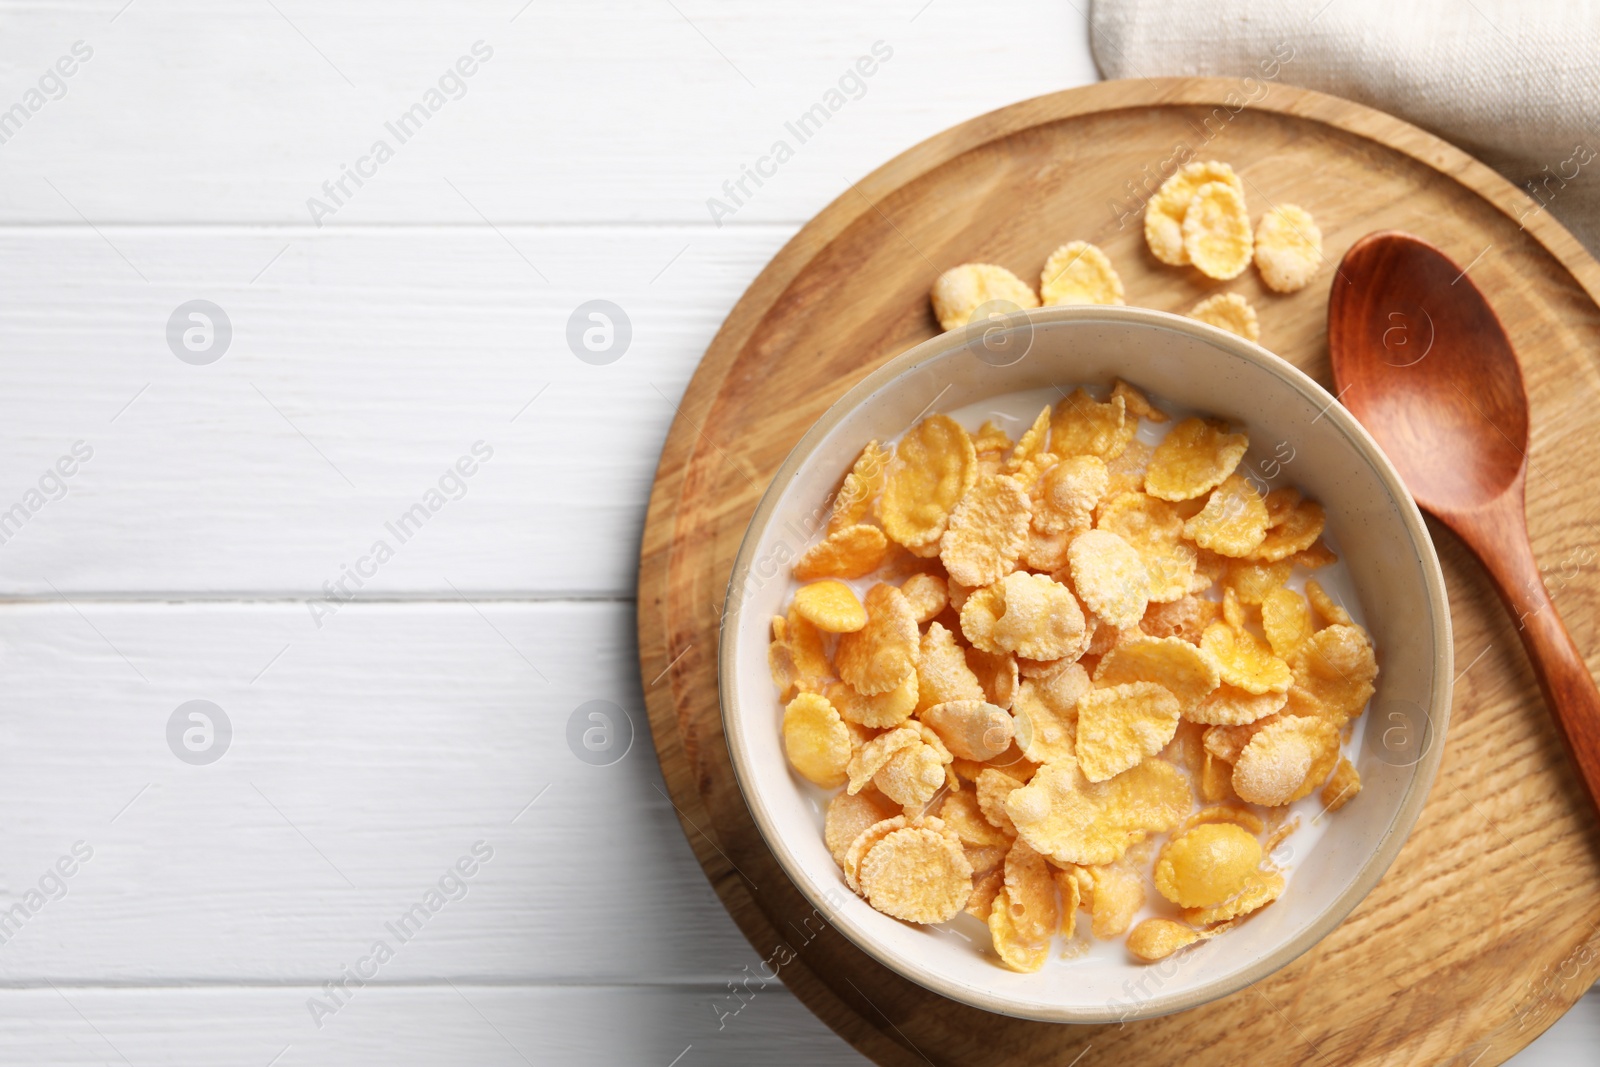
[847,727,920,793]
[940,473,1032,587]
[1087,863,1145,938]
[1261,586,1314,659]
[1128,918,1203,962]
[1284,623,1378,728]
[1262,486,1301,528]
[826,674,918,730]
[931,263,1040,332]
[1004,404,1056,476]
[769,609,832,700]
[1003,839,1060,943]
[1094,635,1221,715]
[1006,756,1190,866]
[1052,389,1132,461]
[1183,181,1253,280]
[793,580,867,633]
[1154,823,1262,907]
[1200,752,1239,803]
[1146,417,1249,502]
[1292,540,1338,570]
[900,572,948,624]
[976,767,1025,835]
[1250,498,1325,562]
[940,790,1012,848]
[875,740,953,811]
[915,621,986,713]
[1075,682,1182,782]
[783,692,853,788]
[1202,720,1272,763]
[1221,586,1248,633]
[829,441,889,534]
[881,414,977,550]
[1055,867,1082,939]
[1096,492,1198,603]
[1068,528,1150,629]
[1232,715,1339,806]
[1140,595,1223,644]
[842,814,907,892]
[989,887,1049,972]
[1226,557,1292,605]
[794,523,889,581]
[1112,379,1168,423]
[1305,578,1353,628]
[1040,241,1125,306]
[968,866,1006,921]
[1189,683,1287,726]
[859,824,974,923]
[1103,437,1155,499]
[1034,455,1108,534]
[1184,474,1269,557]
[1321,757,1361,813]
[1012,664,1091,764]
[1015,525,1068,574]
[1185,804,1265,835]
[835,586,914,698]
[1202,622,1291,695]
[1184,868,1284,926]
[1254,204,1323,293]
[964,571,1087,661]
[922,699,1014,762]
[825,789,899,867]
[1144,160,1243,266]
[965,646,1019,710]
[1187,292,1260,343]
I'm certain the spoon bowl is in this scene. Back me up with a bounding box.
[1329,231,1600,813]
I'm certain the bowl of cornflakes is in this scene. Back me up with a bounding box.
[719,303,1452,1022]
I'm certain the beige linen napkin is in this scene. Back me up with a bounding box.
[1090,0,1600,252]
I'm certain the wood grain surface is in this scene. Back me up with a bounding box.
[638,78,1600,1066]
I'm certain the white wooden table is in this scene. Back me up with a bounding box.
[0,2,1590,1062]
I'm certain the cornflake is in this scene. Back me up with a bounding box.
[930,263,1039,331]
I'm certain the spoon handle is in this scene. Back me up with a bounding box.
[1456,503,1600,811]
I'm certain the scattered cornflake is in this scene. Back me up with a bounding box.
[930,263,1039,331]
[1187,292,1260,342]
[1183,181,1254,280]
[1040,241,1126,306]
[1225,557,1293,605]
[900,572,949,624]
[827,675,918,729]
[916,621,986,713]
[1254,204,1323,293]
[1004,838,1061,943]
[1189,683,1287,726]
[1128,918,1204,962]
[1140,595,1223,645]
[1144,161,1243,266]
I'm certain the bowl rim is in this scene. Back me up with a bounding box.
[717,303,1453,1022]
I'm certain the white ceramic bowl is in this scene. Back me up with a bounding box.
[719,305,1452,1023]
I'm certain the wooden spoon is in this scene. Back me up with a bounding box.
[1329,230,1600,811]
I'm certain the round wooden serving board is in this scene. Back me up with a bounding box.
[637,79,1600,1066]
